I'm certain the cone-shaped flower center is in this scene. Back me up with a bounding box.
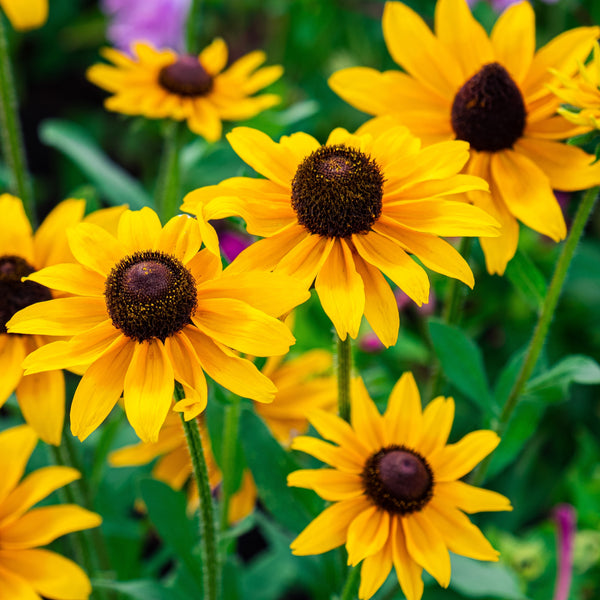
[291,144,384,238]
[0,255,51,333]
[105,251,197,342]
[362,445,434,514]
[451,62,526,152]
[158,55,213,97]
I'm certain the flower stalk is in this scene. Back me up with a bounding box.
[336,335,352,423]
[155,121,182,221]
[186,0,203,55]
[472,185,599,485]
[0,14,34,222]
[178,384,220,600]
[219,395,241,533]
[339,564,361,600]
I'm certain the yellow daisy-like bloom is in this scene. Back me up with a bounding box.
[0,194,125,445]
[110,413,256,524]
[0,425,102,599]
[182,125,498,347]
[551,42,600,130]
[6,207,309,443]
[329,0,600,275]
[87,39,283,142]
[0,0,47,31]
[288,373,512,600]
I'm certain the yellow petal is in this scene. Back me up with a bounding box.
[350,378,385,451]
[200,38,228,75]
[490,0,535,84]
[315,240,365,341]
[0,549,91,600]
[117,207,162,254]
[403,511,451,588]
[123,339,174,443]
[0,565,40,600]
[0,425,37,505]
[276,233,335,288]
[0,505,101,549]
[0,0,47,31]
[157,214,201,264]
[391,517,424,600]
[0,194,33,262]
[26,263,105,296]
[67,222,125,276]
[17,370,64,446]
[70,336,133,441]
[290,436,364,473]
[436,480,512,514]
[287,469,363,501]
[383,373,423,448]
[418,397,455,456]
[0,466,80,526]
[429,430,500,482]
[346,505,390,566]
[290,496,369,555]
[359,541,394,600]
[0,334,25,405]
[186,248,222,284]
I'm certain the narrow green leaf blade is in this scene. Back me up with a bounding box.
[505,249,547,310]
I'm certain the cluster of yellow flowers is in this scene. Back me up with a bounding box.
[1,0,599,599]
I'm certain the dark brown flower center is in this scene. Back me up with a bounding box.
[362,445,434,514]
[0,255,52,334]
[291,144,384,238]
[104,251,197,342]
[451,62,526,152]
[158,55,213,97]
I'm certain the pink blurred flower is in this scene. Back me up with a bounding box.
[553,504,576,600]
[102,0,191,53]
[467,0,558,10]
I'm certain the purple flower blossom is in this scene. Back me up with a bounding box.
[553,504,576,600]
[467,0,558,11]
[102,0,191,53]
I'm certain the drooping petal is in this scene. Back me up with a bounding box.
[315,239,365,340]
[70,336,133,441]
[346,505,390,566]
[287,469,363,501]
[436,480,512,514]
[391,518,424,600]
[351,378,385,451]
[384,373,423,449]
[0,425,38,506]
[358,541,394,600]
[0,334,25,405]
[123,339,174,443]
[0,194,34,262]
[290,496,370,555]
[0,549,91,600]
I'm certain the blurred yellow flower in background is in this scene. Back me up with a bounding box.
[0,0,47,31]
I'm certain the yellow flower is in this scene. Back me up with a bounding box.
[329,0,600,275]
[0,0,47,31]
[182,125,498,347]
[6,207,309,443]
[0,425,102,599]
[288,374,512,600]
[110,413,257,523]
[551,42,600,130]
[87,39,283,142]
[0,194,125,445]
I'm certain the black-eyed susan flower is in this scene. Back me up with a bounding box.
[7,207,309,443]
[182,124,498,347]
[550,42,600,130]
[0,424,102,598]
[87,39,283,142]
[329,0,600,275]
[0,0,47,31]
[0,194,125,446]
[110,412,257,523]
[288,373,512,600]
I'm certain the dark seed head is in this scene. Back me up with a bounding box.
[291,144,384,238]
[158,55,213,97]
[362,445,434,514]
[451,62,526,152]
[104,251,197,342]
[0,255,52,334]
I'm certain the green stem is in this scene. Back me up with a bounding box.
[339,564,361,600]
[337,335,352,423]
[178,385,220,600]
[219,396,241,533]
[472,186,599,485]
[185,0,204,55]
[0,14,34,222]
[154,121,181,221]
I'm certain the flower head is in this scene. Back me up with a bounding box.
[329,0,600,274]
[0,194,125,445]
[0,0,47,31]
[182,125,498,347]
[0,425,102,599]
[87,39,283,142]
[288,373,512,600]
[7,207,309,442]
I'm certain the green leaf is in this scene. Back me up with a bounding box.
[428,319,493,411]
[525,355,600,402]
[39,119,151,210]
[139,478,203,592]
[449,555,528,599]
[239,407,323,533]
[92,579,176,600]
[505,249,547,310]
